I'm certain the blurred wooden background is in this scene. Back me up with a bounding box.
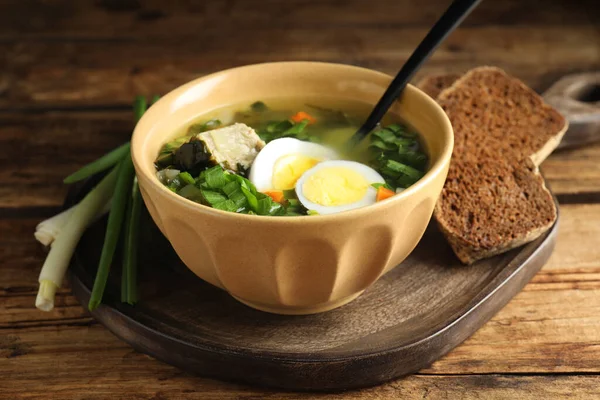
[1,0,599,398]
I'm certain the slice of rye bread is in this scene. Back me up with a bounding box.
[436,157,557,263]
[416,73,461,99]
[432,67,568,264]
[437,67,568,165]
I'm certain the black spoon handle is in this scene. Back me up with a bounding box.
[349,0,482,145]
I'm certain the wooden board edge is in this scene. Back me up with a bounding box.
[68,201,559,391]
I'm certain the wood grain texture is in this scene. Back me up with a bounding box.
[2,0,600,397]
[1,26,597,109]
[0,112,132,207]
[2,333,599,400]
[0,0,597,40]
[0,0,597,110]
[2,324,599,400]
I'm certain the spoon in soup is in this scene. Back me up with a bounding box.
[348,0,483,146]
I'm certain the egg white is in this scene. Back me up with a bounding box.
[295,160,386,215]
[249,138,339,192]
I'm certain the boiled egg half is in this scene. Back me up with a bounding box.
[249,138,339,192]
[295,160,385,215]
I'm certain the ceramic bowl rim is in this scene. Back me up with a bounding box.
[131,61,454,224]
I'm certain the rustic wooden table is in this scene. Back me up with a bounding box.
[1,1,599,398]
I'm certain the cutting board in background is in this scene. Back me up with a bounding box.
[544,72,600,149]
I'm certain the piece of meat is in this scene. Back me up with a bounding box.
[196,123,266,172]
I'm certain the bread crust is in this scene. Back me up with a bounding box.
[428,67,568,264]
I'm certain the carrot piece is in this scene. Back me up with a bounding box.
[264,190,285,203]
[376,186,395,202]
[290,111,316,125]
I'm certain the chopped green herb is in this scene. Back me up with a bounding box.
[222,181,240,197]
[161,136,189,154]
[256,197,273,215]
[285,210,304,216]
[372,128,397,143]
[283,189,298,199]
[155,152,174,169]
[283,120,309,137]
[395,175,419,188]
[387,123,417,138]
[187,119,222,135]
[287,199,301,207]
[240,186,258,211]
[370,123,428,191]
[178,184,204,202]
[175,165,293,216]
[383,159,423,179]
[201,190,228,206]
[250,101,268,112]
[178,172,195,185]
[370,139,396,151]
[391,150,428,169]
[203,166,231,189]
[267,120,293,134]
[258,118,310,143]
[229,189,248,210]
[213,199,238,212]
[305,104,353,127]
[371,182,394,191]
[167,177,183,192]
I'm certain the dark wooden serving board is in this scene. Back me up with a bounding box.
[68,181,559,392]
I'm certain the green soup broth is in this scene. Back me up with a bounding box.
[155,97,429,216]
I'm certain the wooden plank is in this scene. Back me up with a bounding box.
[0,112,132,207]
[0,323,599,400]
[0,218,90,328]
[542,146,600,195]
[0,219,48,294]
[0,293,90,329]
[541,204,600,273]
[423,289,600,374]
[1,26,598,109]
[0,0,597,41]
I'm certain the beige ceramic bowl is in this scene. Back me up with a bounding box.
[132,62,453,315]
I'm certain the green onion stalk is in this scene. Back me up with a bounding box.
[87,155,136,310]
[35,95,154,312]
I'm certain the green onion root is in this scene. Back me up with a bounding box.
[34,201,111,247]
[36,168,119,311]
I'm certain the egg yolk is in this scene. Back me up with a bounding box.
[272,154,320,190]
[302,167,369,206]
